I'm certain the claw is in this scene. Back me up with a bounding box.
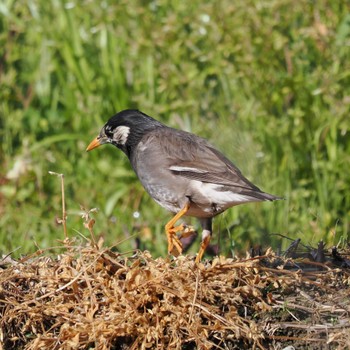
[178,224,196,240]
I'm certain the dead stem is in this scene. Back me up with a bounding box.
[48,171,68,240]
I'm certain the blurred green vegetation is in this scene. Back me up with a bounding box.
[0,0,349,258]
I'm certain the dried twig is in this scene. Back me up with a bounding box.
[48,171,68,239]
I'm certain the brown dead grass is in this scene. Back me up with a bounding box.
[0,240,350,350]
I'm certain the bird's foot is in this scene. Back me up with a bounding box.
[166,228,183,256]
[166,224,196,256]
[178,224,196,239]
[164,202,192,257]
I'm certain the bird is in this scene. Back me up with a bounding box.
[86,109,281,262]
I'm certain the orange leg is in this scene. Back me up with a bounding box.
[195,234,211,263]
[165,201,192,256]
[195,218,212,263]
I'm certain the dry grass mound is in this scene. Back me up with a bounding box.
[0,240,350,350]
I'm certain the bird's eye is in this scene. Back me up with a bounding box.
[103,125,113,138]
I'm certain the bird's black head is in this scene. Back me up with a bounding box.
[86,109,164,158]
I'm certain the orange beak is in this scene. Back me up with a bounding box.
[86,137,102,151]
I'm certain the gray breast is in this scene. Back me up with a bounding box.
[131,138,187,213]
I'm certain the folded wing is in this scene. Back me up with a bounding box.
[162,128,279,201]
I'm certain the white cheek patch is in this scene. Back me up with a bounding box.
[113,126,130,145]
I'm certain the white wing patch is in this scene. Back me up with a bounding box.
[113,126,130,145]
[169,165,208,173]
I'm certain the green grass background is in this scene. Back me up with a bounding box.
[1,0,349,258]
